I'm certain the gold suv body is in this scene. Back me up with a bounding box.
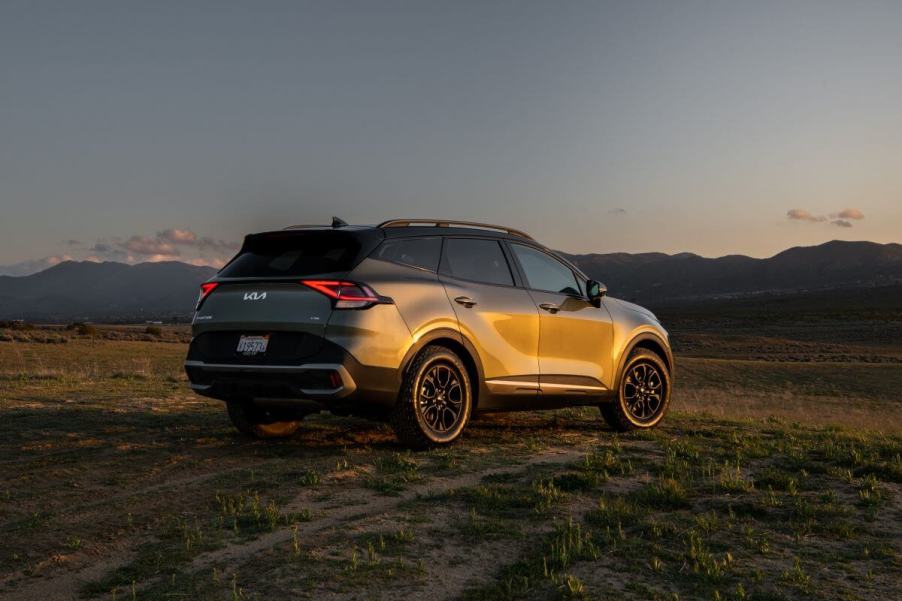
[185,219,673,447]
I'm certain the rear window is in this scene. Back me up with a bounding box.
[372,237,442,272]
[219,231,372,278]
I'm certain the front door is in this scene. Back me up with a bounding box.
[508,243,615,393]
[439,237,540,397]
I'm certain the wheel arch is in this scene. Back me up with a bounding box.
[399,328,484,410]
[614,332,673,390]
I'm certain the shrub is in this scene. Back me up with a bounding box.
[145,325,163,337]
[76,323,98,336]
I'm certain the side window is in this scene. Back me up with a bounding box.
[372,237,442,272]
[442,238,514,286]
[511,244,581,295]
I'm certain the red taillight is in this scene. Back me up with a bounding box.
[301,280,381,309]
[196,282,219,310]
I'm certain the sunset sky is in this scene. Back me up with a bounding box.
[1,1,901,272]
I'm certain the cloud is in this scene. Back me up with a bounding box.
[197,236,240,254]
[607,208,627,215]
[87,228,237,266]
[4,228,235,276]
[832,208,864,220]
[157,228,238,254]
[184,257,229,268]
[787,208,865,228]
[87,240,132,262]
[158,228,198,245]
[786,209,826,223]
[141,253,182,263]
[123,236,179,258]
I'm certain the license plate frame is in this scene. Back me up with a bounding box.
[236,334,270,356]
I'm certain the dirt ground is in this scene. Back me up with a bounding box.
[0,327,900,600]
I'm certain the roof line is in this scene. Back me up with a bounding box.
[377,219,533,240]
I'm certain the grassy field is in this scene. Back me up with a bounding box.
[0,319,899,601]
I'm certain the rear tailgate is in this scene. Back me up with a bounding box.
[194,279,333,328]
[188,228,383,364]
[191,280,333,362]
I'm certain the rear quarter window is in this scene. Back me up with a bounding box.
[371,237,442,272]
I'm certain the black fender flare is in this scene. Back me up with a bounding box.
[612,332,674,392]
[399,327,486,402]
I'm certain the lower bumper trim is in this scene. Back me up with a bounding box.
[184,361,357,399]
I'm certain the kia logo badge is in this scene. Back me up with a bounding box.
[243,292,267,301]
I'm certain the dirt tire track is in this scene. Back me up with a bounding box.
[0,546,134,601]
[192,446,589,571]
[0,460,303,599]
[77,446,598,601]
[3,436,642,601]
[222,452,650,601]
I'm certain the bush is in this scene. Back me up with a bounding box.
[145,325,163,337]
[76,323,98,336]
[2,321,35,331]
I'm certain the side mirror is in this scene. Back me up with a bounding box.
[586,280,607,307]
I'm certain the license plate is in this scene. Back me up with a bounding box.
[236,335,269,356]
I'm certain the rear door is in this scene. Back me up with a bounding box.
[438,237,540,396]
[508,243,615,392]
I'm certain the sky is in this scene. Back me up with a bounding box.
[1,1,901,272]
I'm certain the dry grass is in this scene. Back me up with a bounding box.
[0,321,899,600]
[673,385,902,433]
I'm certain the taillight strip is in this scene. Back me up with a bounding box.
[301,280,379,302]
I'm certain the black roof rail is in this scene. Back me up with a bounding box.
[377,219,534,241]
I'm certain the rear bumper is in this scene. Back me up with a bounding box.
[184,337,401,410]
[185,361,357,399]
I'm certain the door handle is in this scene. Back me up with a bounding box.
[538,302,560,314]
[454,296,477,308]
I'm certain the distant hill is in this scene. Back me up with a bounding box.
[565,240,902,304]
[0,256,73,277]
[0,240,900,322]
[0,261,217,322]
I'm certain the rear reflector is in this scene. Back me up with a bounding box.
[301,280,381,309]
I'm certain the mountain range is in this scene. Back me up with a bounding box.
[0,240,900,321]
[565,240,902,305]
[0,261,217,322]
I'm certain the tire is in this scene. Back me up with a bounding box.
[390,345,473,449]
[601,348,671,432]
[226,400,301,439]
